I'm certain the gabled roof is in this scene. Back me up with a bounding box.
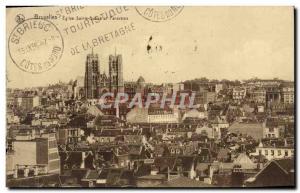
[246,158,294,184]
[233,153,256,170]
[274,158,294,174]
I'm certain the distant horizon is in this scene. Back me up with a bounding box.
[7,75,294,89]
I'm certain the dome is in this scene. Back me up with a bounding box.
[137,76,145,84]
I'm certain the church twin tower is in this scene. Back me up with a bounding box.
[84,50,124,99]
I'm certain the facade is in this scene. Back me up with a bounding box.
[266,86,281,105]
[99,72,110,94]
[250,142,294,161]
[281,83,294,104]
[148,112,179,124]
[17,95,40,110]
[263,126,280,139]
[11,132,60,178]
[126,106,180,124]
[57,127,82,145]
[84,51,100,99]
[148,106,180,124]
[195,91,216,104]
[232,87,246,102]
[249,88,266,103]
[182,109,207,120]
[262,118,285,139]
[109,54,124,93]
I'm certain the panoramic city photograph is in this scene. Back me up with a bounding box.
[6,6,294,188]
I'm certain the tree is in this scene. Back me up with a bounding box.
[197,77,209,83]
[210,79,219,83]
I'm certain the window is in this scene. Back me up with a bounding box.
[272,134,275,138]
[265,150,268,155]
[271,150,274,156]
[259,150,262,155]
[285,150,289,156]
[278,150,281,156]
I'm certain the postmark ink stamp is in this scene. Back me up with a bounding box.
[8,18,64,73]
[135,6,184,22]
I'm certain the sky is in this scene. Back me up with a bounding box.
[6,6,294,88]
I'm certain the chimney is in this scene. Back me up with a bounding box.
[34,166,38,176]
[24,167,29,177]
[151,165,158,175]
[209,165,214,179]
[13,166,18,179]
[116,103,119,118]
[167,166,170,181]
[116,148,119,156]
[80,151,85,168]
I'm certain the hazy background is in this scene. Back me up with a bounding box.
[6,6,294,88]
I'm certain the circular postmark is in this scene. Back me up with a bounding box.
[135,6,184,22]
[8,18,64,74]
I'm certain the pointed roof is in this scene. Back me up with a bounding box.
[233,153,256,170]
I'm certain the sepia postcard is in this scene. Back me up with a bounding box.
[6,6,295,188]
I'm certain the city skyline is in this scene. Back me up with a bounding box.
[6,6,295,188]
